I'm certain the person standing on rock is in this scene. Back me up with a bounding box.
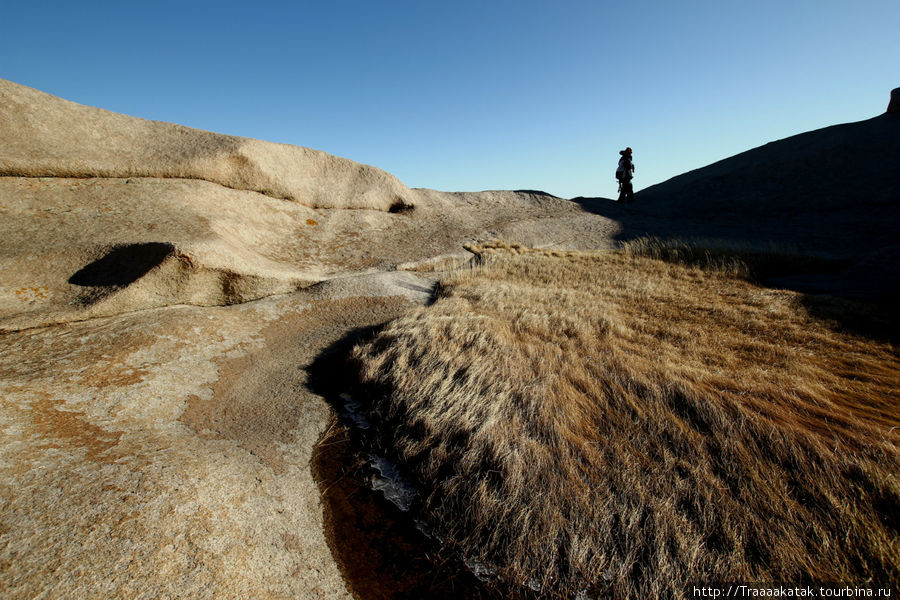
[616,147,635,203]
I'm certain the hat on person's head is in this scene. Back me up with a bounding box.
[625,147,632,154]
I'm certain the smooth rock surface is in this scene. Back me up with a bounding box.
[0,79,413,211]
[0,78,620,599]
[0,286,419,599]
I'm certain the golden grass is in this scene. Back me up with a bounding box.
[350,241,899,599]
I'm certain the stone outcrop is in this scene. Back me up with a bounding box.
[0,79,619,599]
[0,78,612,332]
[0,79,413,211]
[888,87,900,114]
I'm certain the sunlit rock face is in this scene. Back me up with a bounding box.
[0,77,619,599]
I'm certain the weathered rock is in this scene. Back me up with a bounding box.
[0,176,618,332]
[0,78,413,211]
[0,79,621,599]
[0,278,427,599]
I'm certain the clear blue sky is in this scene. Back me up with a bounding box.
[2,0,898,198]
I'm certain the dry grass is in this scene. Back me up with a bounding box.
[350,241,900,598]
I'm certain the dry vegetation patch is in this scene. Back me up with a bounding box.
[350,242,899,599]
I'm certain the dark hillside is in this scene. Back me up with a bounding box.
[572,112,900,302]
[636,113,900,217]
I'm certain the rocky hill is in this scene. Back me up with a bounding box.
[637,114,900,216]
[0,79,621,332]
[1,78,896,599]
[0,78,617,599]
[631,113,900,266]
[605,110,900,301]
[0,79,414,211]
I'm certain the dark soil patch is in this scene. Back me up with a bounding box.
[309,331,507,600]
[312,420,504,600]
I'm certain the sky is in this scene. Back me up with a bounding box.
[2,0,898,199]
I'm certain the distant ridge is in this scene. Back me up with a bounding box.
[636,113,900,215]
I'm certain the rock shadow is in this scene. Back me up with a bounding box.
[67,242,177,306]
[69,242,175,287]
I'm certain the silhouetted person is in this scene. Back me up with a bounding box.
[616,147,635,203]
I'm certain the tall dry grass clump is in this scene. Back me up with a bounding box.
[350,242,899,599]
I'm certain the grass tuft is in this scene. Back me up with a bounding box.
[351,242,899,598]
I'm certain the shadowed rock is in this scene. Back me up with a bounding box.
[635,113,900,215]
[888,87,900,114]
